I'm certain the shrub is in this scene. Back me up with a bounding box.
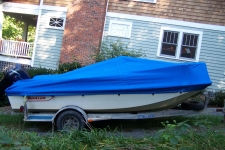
[93,39,143,62]
[0,72,9,107]
[26,62,82,78]
[0,95,10,107]
[57,62,81,74]
[27,67,56,78]
[0,72,3,79]
[208,90,225,107]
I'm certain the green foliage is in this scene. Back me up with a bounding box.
[94,39,143,62]
[2,14,35,42]
[0,126,153,150]
[0,72,9,107]
[27,25,36,42]
[0,116,225,150]
[0,95,9,107]
[152,118,225,150]
[0,133,17,148]
[27,62,81,78]
[26,67,56,78]
[208,90,225,107]
[57,62,81,74]
[153,120,192,149]
[2,15,24,40]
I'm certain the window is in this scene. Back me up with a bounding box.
[132,0,157,3]
[46,15,66,30]
[108,20,132,38]
[157,27,203,61]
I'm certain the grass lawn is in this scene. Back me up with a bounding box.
[0,113,225,150]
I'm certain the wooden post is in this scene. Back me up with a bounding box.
[22,22,29,42]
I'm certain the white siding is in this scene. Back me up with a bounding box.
[32,10,66,69]
[104,14,225,91]
[199,29,225,90]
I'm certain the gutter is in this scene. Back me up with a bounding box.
[31,0,43,66]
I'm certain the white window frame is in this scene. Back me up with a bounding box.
[132,0,157,3]
[108,20,132,38]
[157,27,203,62]
[46,13,66,30]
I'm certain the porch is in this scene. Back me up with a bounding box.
[0,39,33,65]
[0,2,38,66]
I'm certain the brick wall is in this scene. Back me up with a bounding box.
[60,0,107,65]
[108,0,225,26]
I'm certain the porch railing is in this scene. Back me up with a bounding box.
[0,39,34,59]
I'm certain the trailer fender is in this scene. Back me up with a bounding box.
[53,105,88,123]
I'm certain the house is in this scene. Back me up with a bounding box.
[0,0,107,70]
[0,0,225,91]
[103,0,225,91]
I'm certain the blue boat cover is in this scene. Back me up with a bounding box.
[5,56,212,96]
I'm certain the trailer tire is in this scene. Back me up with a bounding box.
[56,110,85,131]
[181,101,204,111]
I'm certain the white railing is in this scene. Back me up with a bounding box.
[0,39,34,59]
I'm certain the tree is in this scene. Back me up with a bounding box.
[2,14,35,42]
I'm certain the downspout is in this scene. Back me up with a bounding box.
[100,0,109,46]
[31,0,43,66]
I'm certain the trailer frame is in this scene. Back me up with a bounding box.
[22,91,220,131]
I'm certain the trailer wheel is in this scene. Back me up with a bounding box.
[56,110,85,131]
[181,101,204,111]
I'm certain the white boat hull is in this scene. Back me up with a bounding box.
[8,91,200,113]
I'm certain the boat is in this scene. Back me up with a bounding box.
[4,56,212,113]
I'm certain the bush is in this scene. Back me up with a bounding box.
[93,39,143,62]
[27,67,56,78]
[0,72,9,107]
[0,95,10,107]
[208,90,225,107]
[26,62,82,78]
[57,62,81,74]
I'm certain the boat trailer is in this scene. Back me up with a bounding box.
[21,91,219,131]
[0,64,222,131]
